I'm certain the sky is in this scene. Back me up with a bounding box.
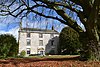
[0,1,66,41]
[0,15,66,41]
[0,0,85,41]
[0,16,20,40]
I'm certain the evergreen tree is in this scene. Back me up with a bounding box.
[0,34,18,58]
[59,27,81,55]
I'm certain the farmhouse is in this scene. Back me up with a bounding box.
[18,28,59,56]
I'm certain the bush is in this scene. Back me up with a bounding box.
[29,54,40,56]
[49,50,55,55]
[0,56,5,59]
[45,53,49,55]
[20,50,26,57]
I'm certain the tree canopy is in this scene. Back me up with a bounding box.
[59,27,81,55]
[0,34,18,58]
[0,0,100,60]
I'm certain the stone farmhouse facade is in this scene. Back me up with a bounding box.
[18,28,59,56]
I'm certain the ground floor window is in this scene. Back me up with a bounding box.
[27,48,31,54]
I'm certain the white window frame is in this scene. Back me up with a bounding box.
[27,39,31,46]
[39,40,43,46]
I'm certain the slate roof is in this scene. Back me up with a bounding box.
[19,28,59,34]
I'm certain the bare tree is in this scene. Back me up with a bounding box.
[0,0,100,60]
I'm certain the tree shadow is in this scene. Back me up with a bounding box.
[0,56,80,65]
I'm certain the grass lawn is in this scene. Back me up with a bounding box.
[28,55,80,59]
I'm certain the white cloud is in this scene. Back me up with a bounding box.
[0,27,19,41]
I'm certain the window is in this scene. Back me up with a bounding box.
[40,51,44,55]
[39,33,43,38]
[27,32,30,37]
[27,48,31,54]
[50,34,54,38]
[39,40,43,46]
[51,40,54,46]
[27,39,31,46]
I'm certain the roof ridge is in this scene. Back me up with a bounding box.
[19,28,59,34]
[22,28,53,31]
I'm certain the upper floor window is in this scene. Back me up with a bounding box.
[39,33,43,38]
[27,32,30,37]
[27,39,31,46]
[39,40,43,46]
[50,34,54,38]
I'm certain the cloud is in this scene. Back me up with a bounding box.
[0,27,19,41]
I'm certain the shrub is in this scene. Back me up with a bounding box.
[49,50,55,55]
[29,54,40,56]
[20,50,26,57]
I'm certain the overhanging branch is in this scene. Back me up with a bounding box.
[31,9,83,33]
[35,0,81,14]
[30,9,65,22]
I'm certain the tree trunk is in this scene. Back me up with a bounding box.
[79,29,100,61]
[79,0,100,61]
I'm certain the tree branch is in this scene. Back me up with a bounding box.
[30,9,65,22]
[70,0,84,6]
[33,0,84,33]
[8,0,16,7]
[35,0,81,14]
